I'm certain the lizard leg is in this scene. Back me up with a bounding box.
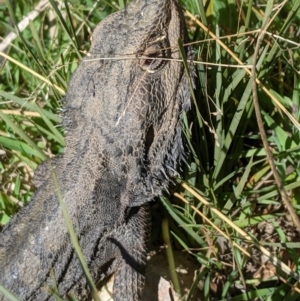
[113,204,150,301]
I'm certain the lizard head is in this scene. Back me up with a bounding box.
[64,0,194,206]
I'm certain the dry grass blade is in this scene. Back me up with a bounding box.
[184,7,300,130]
[0,110,40,117]
[0,51,65,95]
[180,182,300,284]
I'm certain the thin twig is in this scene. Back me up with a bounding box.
[0,0,49,52]
[83,55,253,69]
[251,6,300,234]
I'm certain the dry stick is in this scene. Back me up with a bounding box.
[184,8,300,130]
[0,0,49,52]
[0,0,64,118]
[251,19,300,233]
[0,0,100,116]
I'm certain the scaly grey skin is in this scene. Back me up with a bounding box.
[0,0,194,300]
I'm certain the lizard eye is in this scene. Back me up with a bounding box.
[139,43,168,73]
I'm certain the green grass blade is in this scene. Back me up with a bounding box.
[0,285,21,301]
[0,90,62,123]
[0,111,46,160]
[223,157,253,213]
[48,0,81,59]
[0,136,44,159]
[34,105,65,146]
[160,196,206,247]
[212,45,269,183]
[49,164,101,301]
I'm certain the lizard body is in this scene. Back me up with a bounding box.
[0,0,194,300]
